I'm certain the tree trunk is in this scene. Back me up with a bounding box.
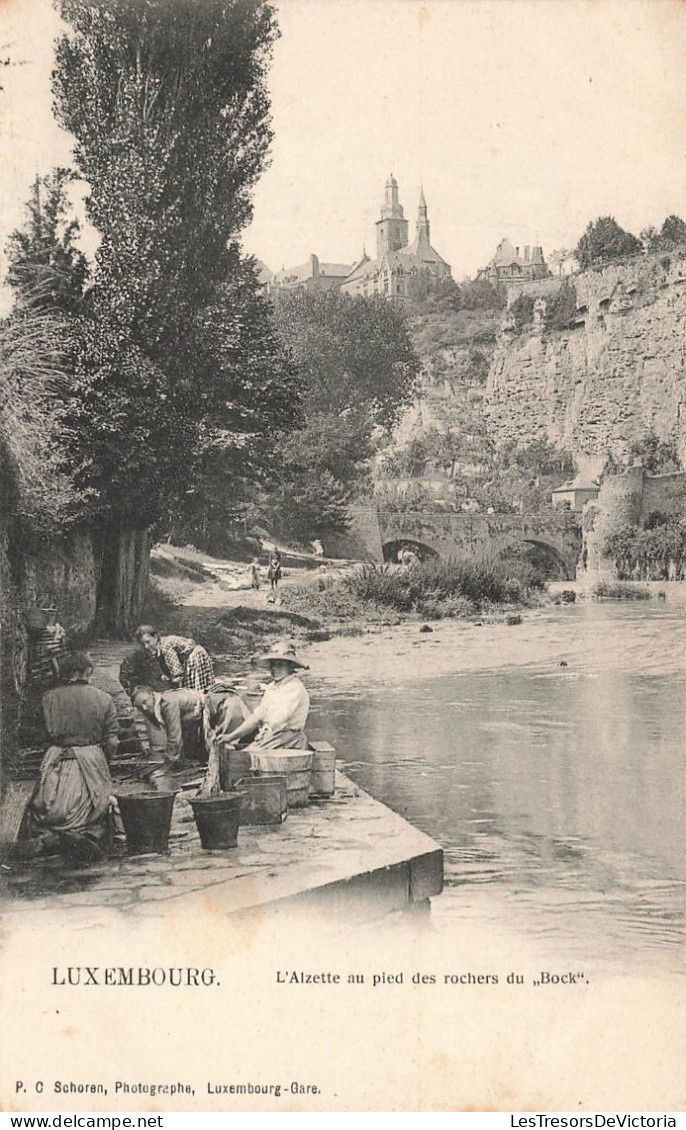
[96,525,151,638]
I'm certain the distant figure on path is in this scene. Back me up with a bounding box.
[134,625,214,692]
[26,651,118,861]
[250,558,260,589]
[267,551,282,596]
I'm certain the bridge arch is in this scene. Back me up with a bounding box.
[499,537,576,580]
[382,538,440,563]
[374,509,582,579]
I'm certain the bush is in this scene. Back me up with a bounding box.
[545,280,578,331]
[628,432,681,475]
[603,515,686,580]
[509,293,535,330]
[592,581,651,601]
[461,278,506,311]
[344,558,536,615]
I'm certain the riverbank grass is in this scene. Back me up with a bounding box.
[285,559,543,622]
[592,580,651,601]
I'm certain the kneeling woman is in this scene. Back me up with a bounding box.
[224,642,310,750]
[28,651,118,860]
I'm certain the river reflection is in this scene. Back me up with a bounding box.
[306,603,686,971]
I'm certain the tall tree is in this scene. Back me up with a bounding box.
[575,216,641,269]
[51,0,293,632]
[659,215,686,250]
[6,169,88,314]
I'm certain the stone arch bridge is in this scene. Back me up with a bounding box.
[348,508,583,579]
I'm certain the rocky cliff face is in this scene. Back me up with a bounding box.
[484,249,686,462]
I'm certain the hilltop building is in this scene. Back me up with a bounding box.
[478,237,550,286]
[341,176,451,299]
[269,253,352,294]
[266,175,451,302]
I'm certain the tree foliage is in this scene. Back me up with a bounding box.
[262,290,421,541]
[508,292,535,330]
[545,278,578,332]
[660,215,686,249]
[406,273,462,313]
[460,277,506,311]
[48,0,297,535]
[0,308,85,530]
[6,169,89,315]
[575,216,641,269]
[3,171,88,531]
[54,0,277,346]
[378,433,576,517]
[272,289,419,430]
[604,515,686,581]
[640,215,686,253]
[628,432,681,475]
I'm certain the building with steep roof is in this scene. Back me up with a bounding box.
[269,253,353,294]
[341,175,451,300]
[478,237,550,286]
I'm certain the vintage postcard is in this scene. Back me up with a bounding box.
[0,0,684,1115]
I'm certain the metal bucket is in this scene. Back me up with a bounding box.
[235,774,287,825]
[309,743,336,798]
[250,750,313,809]
[189,792,243,850]
[116,791,177,855]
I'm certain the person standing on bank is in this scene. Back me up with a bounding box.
[27,651,118,861]
[223,642,310,750]
[134,625,214,692]
[267,551,282,596]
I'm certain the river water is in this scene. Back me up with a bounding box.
[305,601,686,974]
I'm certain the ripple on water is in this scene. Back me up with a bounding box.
[310,603,686,973]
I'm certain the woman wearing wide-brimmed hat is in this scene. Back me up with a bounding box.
[223,641,310,750]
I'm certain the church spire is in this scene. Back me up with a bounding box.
[416,187,430,242]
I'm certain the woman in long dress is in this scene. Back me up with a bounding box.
[27,651,118,862]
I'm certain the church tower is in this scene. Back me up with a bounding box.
[375,174,409,257]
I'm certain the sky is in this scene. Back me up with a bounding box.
[0,0,685,296]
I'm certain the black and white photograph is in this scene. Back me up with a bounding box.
[0,0,684,1114]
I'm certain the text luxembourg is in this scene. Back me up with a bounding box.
[51,967,217,986]
[511,1119,676,1128]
